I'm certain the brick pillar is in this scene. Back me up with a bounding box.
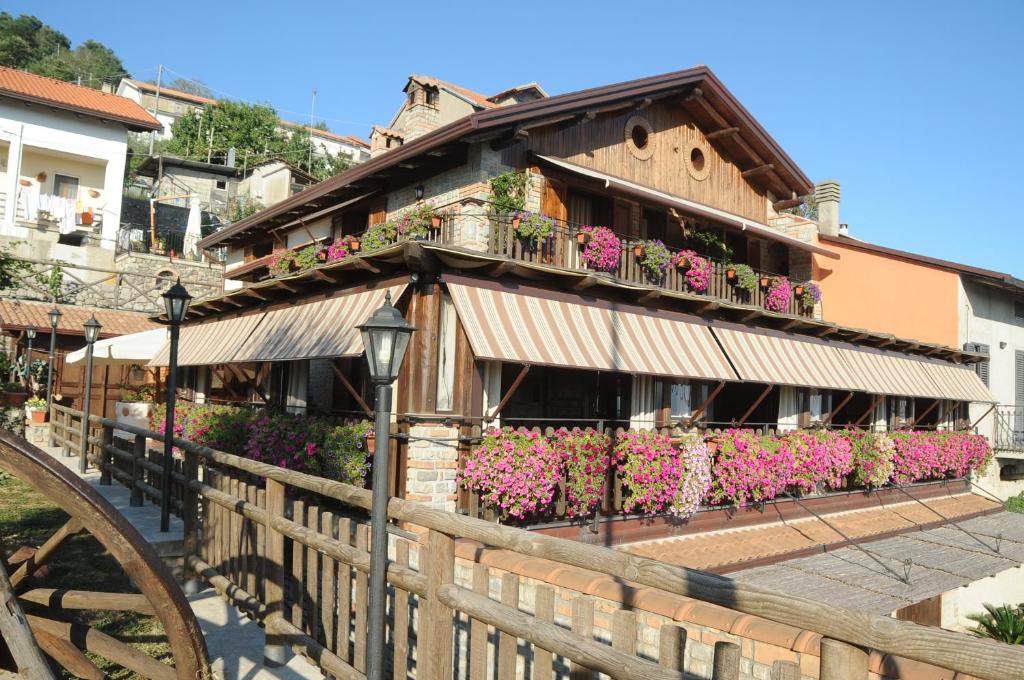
[404,423,459,511]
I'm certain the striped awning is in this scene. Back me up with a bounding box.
[231,284,407,362]
[833,346,993,401]
[149,312,265,367]
[447,282,737,380]
[711,327,870,391]
[921,361,993,403]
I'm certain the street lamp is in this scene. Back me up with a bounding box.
[357,290,415,680]
[80,316,101,474]
[160,279,191,532]
[46,308,61,427]
[24,326,36,386]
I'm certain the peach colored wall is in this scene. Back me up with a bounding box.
[814,239,960,348]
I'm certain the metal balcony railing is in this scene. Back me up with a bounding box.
[994,405,1024,451]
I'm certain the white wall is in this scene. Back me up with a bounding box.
[0,102,128,248]
[941,564,1024,632]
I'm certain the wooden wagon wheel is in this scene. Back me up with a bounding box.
[0,431,209,680]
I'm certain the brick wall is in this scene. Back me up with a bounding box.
[404,423,459,511]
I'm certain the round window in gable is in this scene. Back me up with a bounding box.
[624,115,655,161]
[684,140,712,181]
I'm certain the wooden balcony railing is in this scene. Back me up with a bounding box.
[40,405,1024,680]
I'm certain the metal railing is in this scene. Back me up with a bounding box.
[46,403,1024,680]
[115,225,205,262]
[994,405,1024,451]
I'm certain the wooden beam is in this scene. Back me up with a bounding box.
[571,275,599,291]
[698,300,721,312]
[705,126,740,140]
[690,381,725,422]
[487,364,530,421]
[970,403,996,430]
[741,163,774,179]
[19,589,155,615]
[910,399,940,427]
[816,325,838,337]
[781,318,804,330]
[638,289,661,304]
[772,197,804,212]
[10,517,84,589]
[822,391,854,426]
[738,385,774,426]
[854,394,886,427]
[351,258,382,274]
[741,309,763,323]
[332,361,373,418]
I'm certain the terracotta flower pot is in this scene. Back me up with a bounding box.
[759,275,771,289]
[29,409,46,424]
[675,256,690,271]
[348,239,361,252]
[634,244,645,258]
[577,231,591,245]
[365,433,376,455]
[431,215,442,228]
[511,216,522,230]
[726,267,737,281]
[794,285,805,297]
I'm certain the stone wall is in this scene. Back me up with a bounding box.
[113,252,224,313]
[404,423,459,512]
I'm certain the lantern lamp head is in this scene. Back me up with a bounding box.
[162,278,192,324]
[83,316,102,344]
[357,291,416,385]
[48,307,61,329]
[414,184,425,201]
[25,326,36,340]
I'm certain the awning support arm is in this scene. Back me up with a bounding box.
[738,384,774,426]
[970,403,996,431]
[822,391,854,427]
[690,381,725,423]
[332,361,373,418]
[486,364,530,422]
[855,394,886,426]
[910,399,940,428]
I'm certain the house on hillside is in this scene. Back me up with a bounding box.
[0,67,162,250]
[188,65,992,522]
[797,186,1024,499]
[279,121,370,164]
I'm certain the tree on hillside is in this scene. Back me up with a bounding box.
[0,13,128,89]
[166,100,351,181]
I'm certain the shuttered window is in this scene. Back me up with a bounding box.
[964,342,990,387]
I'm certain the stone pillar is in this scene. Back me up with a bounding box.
[405,423,459,511]
[814,180,841,237]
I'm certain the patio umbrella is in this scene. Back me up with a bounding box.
[183,197,202,259]
[65,328,168,366]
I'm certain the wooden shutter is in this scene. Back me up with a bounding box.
[541,178,567,223]
[368,197,387,226]
[964,342,990,387]
[1016,350,1024,405]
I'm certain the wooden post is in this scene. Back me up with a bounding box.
[570,597,594,680]
[712,640,740,680]
[772,660,801,680]
[0,559,56,680]
[498,573,519,679]
[820,638,868,680]
[182,447,200,593]
[99,424,113,485]
[422,529,455,680]
[658,624,686,670]
[264,478,288,667]
[130,434,145,507]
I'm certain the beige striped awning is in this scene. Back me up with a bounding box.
[711,327,870,391]
[836,346,993,402]
[231,284,407,363]
[447,282,737,380]
[149,312,265,367]
[920,361,993,403]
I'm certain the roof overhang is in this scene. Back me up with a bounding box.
[0,90,162,132]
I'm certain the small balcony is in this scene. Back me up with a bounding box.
[115,226,206,263]
[994,405,1024,452]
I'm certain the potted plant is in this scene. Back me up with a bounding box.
[674,253,691,271]
[511,213,522,230]
[799,281,822,309]
[633,243,646,259]
[365,429,376,456]
[578,226,621,273]
[348,235,362,252]
[637,239,671,282]
[793,283,805,298]
[674,250,711,292]
[764,276,794,313]
[25,397,47,424]
[516,212,555,250]
[431,212,442,229]
[576,229,591,245]
[759,275,771,289]
[726,265,738,281]
[1,382,27,407]
[117,384,155,431]
[731,264,758,296]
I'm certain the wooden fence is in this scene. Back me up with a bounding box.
[48,405,1024,680]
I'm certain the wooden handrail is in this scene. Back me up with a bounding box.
[63,407,1024,680]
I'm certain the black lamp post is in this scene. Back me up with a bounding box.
[79,317,101,474]
[24,326,36,388]
[358,290,415,680]
[160,279,191,532]
[46,308,60,424]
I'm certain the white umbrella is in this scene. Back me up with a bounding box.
[65,328,168,366]
[183,197,202,259]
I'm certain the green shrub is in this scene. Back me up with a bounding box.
[968,602,1024,645]
[1007,492,1024,514]
[321,421,374,486]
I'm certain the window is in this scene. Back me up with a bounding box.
[964,342,990,386]
[215,180,227,190]
[624,115,655,160]
[53,174,79,199]
[425,87,439,107]
[1015,300,1024,322]
[670,382,692,419]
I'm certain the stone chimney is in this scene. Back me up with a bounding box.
[815,180,840,237]
[101,81,114,94]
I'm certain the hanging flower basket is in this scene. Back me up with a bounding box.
[576,231,591,246]
[675,254,690,271]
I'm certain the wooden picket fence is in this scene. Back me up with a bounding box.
[47,405,1024,680]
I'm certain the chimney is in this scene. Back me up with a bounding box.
[815,180,841,237]
[101,81,113,94]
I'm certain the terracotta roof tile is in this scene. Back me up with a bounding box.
[0,68,161,131]
[408,74,496,109]
[121,78,216,106]
[0,300,159,338]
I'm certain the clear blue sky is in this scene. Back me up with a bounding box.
[8,0,1023,275]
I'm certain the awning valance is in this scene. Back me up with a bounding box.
[231,283,407,363]
[710,327,868,391]
[447,280,737,381]
[535,155,839,259]
[149,312,265,367]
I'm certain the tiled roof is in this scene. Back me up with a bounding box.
[121,78,216,106]
[0,68,161,131]
[0,300,160,338]
[279,121,370,148]
[408,74,496,109]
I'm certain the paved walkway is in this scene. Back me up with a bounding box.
[38,445,325,680]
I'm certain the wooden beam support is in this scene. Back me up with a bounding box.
[741,309,763,323]
[698,300,721,312]
[351,258,382,274]
[638,289,662,304]
[816,325,838,337]
[822,391,854,426]
[332,361,373,418]
[690,381,725,422]
[741,163,774,178]
[705,126,740,140]
[10,518,84,590]
[772,197,805,212]
[571,275,599,291]
[487,364,530,421]
[738,384,774,426]
[854,394,886,427]
[910,399,940,427]
[19,589,155,615]
[970,403,996,430]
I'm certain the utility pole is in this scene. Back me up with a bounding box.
[308,88,317,170]
[149,64,164,155]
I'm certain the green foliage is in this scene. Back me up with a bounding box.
[782,194,819,221]
[120,384,155,403]
[690,229,733,261]
[228,195,264,222]
[165,77,212,98]
[321,421,374,486]
[968,603,1024,645]
[0,14,128,89]
[516,212,554,247]
[490,171,528,214]
[1007,492,1024,514]
[730,263,758,294]
[125,134,167,180]
[0,243,29,292]
[25,396,46,409]
[35,259,64,302]
[638,239,671,282]
[362,204,436,252]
